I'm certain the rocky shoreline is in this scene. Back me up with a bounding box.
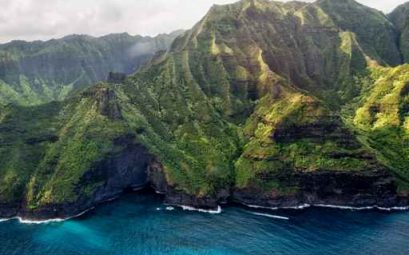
[0,146,408,222]
[1,190,408,224]
[3,120,406,221]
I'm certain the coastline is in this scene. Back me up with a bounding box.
[0,207,95,224]
[242,203,409,212]
[1,197,408,225]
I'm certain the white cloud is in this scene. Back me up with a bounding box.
[0,0,406,43]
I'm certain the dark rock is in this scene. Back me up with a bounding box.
[272,116,362,149]
[107,72,127,84]
[25,134,59,145]
[17,139,154,220]
[93,87,123,120]
[0,203,19,218]
[148,159,229,209]
[233,170,408,208]
[148,158,168,194]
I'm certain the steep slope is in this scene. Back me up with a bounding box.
[0,0,408,220]
[316,0,401,66]
[233,87,397,208]
[346,65,409,195]
[0,31,182,105]
[169,0,403,113]
[389,3,409,62]
[0,79,240,218]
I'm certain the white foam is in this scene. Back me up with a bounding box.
[251,212,289,220]
[4,207,95,225]
[180,205,222,214]
[165,206,175,211]
[286,204,311,209]
[103,196,119,203]
[0,217,64,224]
[315,204,409,211]
[243,203,409,212]
[244,203,310,210]
[377,206,409,211]
[17,217,66,224]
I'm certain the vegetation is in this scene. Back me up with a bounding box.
[345,65,409,192]
[1,0,409,209]
[0,32,182,106]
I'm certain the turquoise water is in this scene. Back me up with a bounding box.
[0,192,408,255]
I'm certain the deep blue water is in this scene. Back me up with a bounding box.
[0,193,408,255]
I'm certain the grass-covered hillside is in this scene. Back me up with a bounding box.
[1,0,409,217]
[346,65,409,193]
[0,31,182,106]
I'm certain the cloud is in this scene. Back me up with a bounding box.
[0,0,405,43]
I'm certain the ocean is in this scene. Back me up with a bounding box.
[0,192,408,255]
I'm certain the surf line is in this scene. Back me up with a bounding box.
[242,203,409,211]
[314,204,409,211]
[0,207,95,225]
[250,212,289,220]
[165,204,222,214]
[243,203,310,210]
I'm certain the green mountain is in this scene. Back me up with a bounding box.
[1,0,409,220]
[0,31,182,106]
[389,2,409,62]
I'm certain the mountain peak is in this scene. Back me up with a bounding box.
[389,2,409,30]
[317,0,360,5]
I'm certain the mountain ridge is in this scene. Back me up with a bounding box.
[1,0,409,220]
[0,30,183,106]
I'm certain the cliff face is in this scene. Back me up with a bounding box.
[0,31,182,105]
[1,0,409,220]
[233,170,404,208]
[389,3,409,63]
[19,139,155,220]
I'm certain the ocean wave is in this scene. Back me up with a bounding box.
[179,205,222,214]
[243,203,409,212]
[244,203,311,210]
[17,217,66,224]
[0,207,94,225]
[250,212,289,220]
[315,204,409,211]
[165,206,175,211]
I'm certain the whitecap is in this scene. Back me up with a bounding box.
[250,212,289,220]
[243,202,409,212]
[15,207,94,225]
[243,203,310,210]
[315,204,409,211]
[0,218,12,223]
[17,217,66,224]
[165,206,175,211]
[180,205,222,214]
[377,206,409,211]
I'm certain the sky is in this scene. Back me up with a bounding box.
[0,0,406,43]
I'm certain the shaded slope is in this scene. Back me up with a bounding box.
[316,0,401,65]
[0,31,182,105]
[389,2,409,63]
[169,0,396,113]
